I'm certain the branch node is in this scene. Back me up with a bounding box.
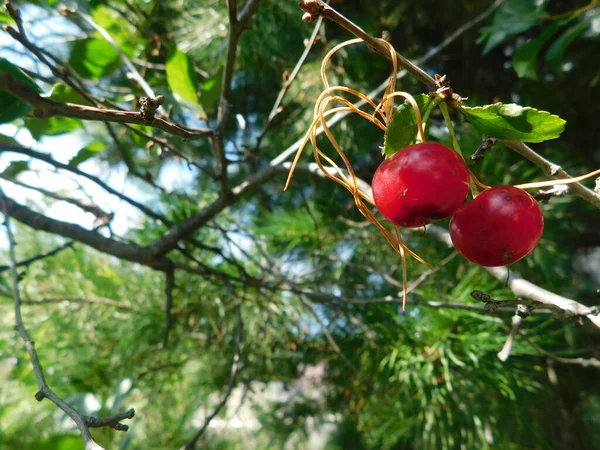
[516,304,533,319]
[34,390,46,401]
[139,96,164,122]
[470,137,498,161]
[534,184,570,203]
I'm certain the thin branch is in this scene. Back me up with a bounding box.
[499,140,600,209]
[301,298,359,373]
[0,73,212,140]
[521,332,600,369]
[1,195,171,270]
[497,313,523,362]
[163,266,175,347]
[1,143,168,223]
[60,7,158,100]
[212,0,260,196]
[1,174,114,224]
[181,300,244,450]
[299,0,437,88]
[257,14,325,145]
[19,296,139,311]
[0,185,134,450]
[0,240,75,273]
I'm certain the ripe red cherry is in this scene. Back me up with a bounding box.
[449,185,544,267]
[372,142,470,228]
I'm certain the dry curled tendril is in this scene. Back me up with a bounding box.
[285,37,600,310]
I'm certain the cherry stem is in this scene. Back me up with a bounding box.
[438,101,479,197]
[514,167,600,190]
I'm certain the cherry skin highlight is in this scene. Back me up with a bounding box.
[449,185,544,267]
[372,142,470,228]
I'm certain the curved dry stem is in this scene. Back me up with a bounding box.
[514,167,600,190]
[373,91,425,143]
[394,226,408,311]
[286,36,434,301]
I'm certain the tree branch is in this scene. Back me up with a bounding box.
[499,140,600,209]
[0,186,134,450]
[0,73,212,140]
[181,300,243,450]
[2,195,171,270]
[298,0,437,89]
[1,143,167,223]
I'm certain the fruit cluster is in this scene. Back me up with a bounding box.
[372,142,544,267]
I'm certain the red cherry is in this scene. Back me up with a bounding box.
[449,185,544,267]
[372,142,470,228]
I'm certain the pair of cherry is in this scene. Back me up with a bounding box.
[372,142,544,267]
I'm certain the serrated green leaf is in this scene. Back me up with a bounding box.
[24,117,83,141]
[512,23,563,80]
[69,141,105,167]
[1,160,28,178]
[199,66,223,112]
[70,38,120,79]
[383,94,431,157]
[460,103,565,143]
[48,83,92,105]
[166,47,198,106]
[0,58,42,124]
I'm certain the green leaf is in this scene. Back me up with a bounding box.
[48,83,92,105]
[70,38,120,79]
[166,47,198,106]
[460,103,566,143]
[512,23,563,80]
[383,94,431,157]
[478,0,545,55]
[545,18,591,73]
[69,141,105,167]
[92,5,137,57]
[0,58,42,124]
[199,66,223,112]
[1,160,28,178]
[24,117,83,141]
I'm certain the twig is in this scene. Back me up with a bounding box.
[181,300,244,450]
[1,143,168,223]
[0,73,212,140]
[60,7,158,100]
[497,313,523,362]
[212,0,260,196]
[0,174,114,224]
[301,299,359,374]
[520,333,600,369]
[0,185,134,450]
[298,0,437,88]
[499,140,600,209]
[257,14,325,145]
[0,240,75,273]
[17,296,139,311]
[470,137,498,161]
[163,266,175,347]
